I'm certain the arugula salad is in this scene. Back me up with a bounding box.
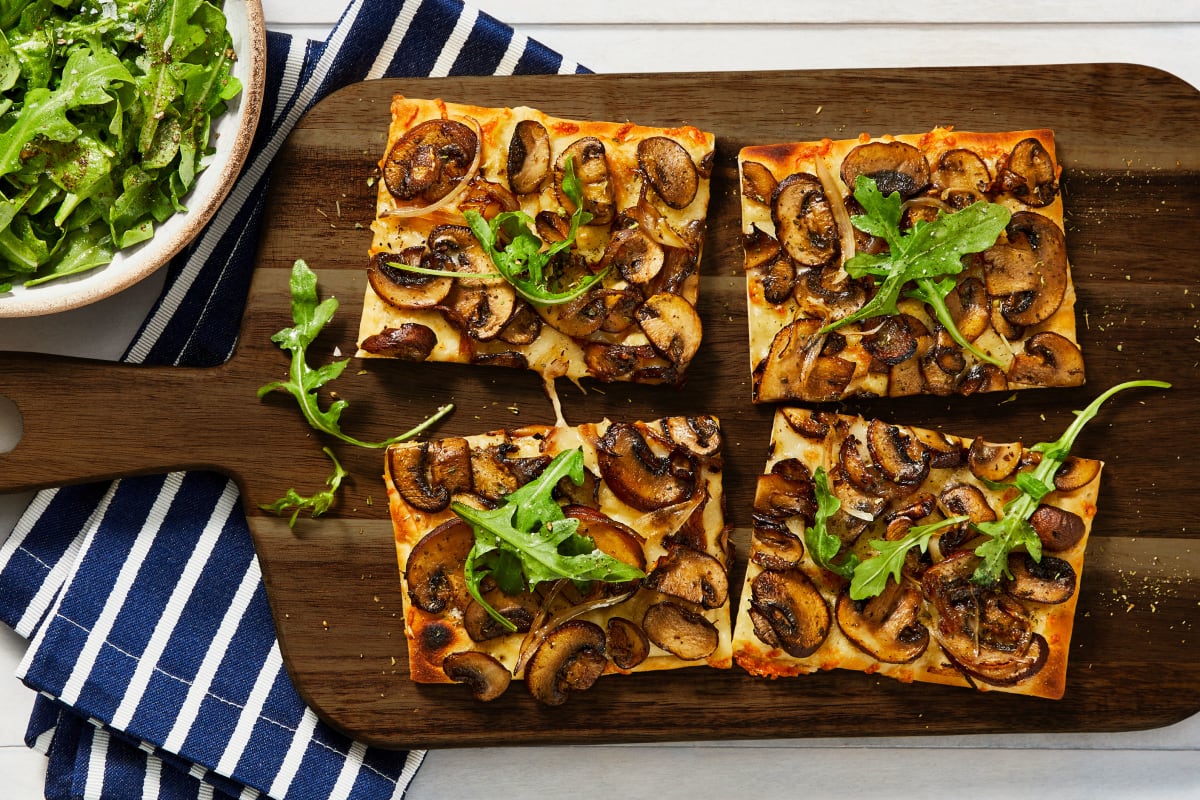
[0,0,242,291]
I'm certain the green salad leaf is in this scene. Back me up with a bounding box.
[820,176,1012,367]
[970,379,1170,585]
[259,259,454,449]
[849,515,968,600]
[260,447,348,527]
[0,0,243,290]
[803,466,859,579]
[453,448,646,632]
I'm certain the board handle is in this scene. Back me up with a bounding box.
[0,352,243,494]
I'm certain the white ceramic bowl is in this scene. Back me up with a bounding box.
[0,0,267,318]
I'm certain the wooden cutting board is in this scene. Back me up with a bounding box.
[2,64,1198,749]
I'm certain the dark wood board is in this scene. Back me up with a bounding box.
[1,64,1198,748]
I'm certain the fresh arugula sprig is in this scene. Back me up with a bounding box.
[395,155,607,306]
[260,447,348,527]
[849,515,969,600]
[820,176,1012,367]
[453,448,646,632]
[803,467,860,580]
[258,259,453,449]
[969,379,1170,585]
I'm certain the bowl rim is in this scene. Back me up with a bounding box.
[0,0,268,319]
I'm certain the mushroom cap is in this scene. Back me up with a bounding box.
[555,136,615,226]
[983,211,1069,327]
[596,422,697,511]
[1029,503,1086,551]
[835,582,930,664]
[524,620,609,706]
[931,147,992,207]
[636,292,703,367]
[1054,456,1102,492]
[967,437,1024,483]
[442,651,512,702]
[388,438,473,513]
[606,616,651,670]
[840,140,930,199]
[741,159,779,205]
[638,136,700,209]
[506,119,551,194]
[644,545,729,609]
[749,568,831,658]
[771,172,839,267]
[368,248,453,310]
[403,518,476,614]
[998,137,1059,207]
[359,323,437,361]
[383,118,479,203]
[642,600,720,660]
[1004,553,1077,604]
[1008,331,1085,387]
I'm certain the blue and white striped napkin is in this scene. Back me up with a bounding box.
[0,2,583,798]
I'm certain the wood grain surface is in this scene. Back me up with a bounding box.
[1,64,1197,748]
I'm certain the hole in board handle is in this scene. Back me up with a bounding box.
[0,395,23,454]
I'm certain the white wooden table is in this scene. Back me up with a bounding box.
[3,2,1199,796]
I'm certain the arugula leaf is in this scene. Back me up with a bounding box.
[820,176,1012,367]
[458,155,608,305]
[970,379,1170,584]
[452,448,646,632]
[0,0,242,289]
[803,466,859,579]
[261,447,348,527]
[849,515,969,600]
[259,260,454,448]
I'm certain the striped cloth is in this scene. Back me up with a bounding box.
[0,2,583,798]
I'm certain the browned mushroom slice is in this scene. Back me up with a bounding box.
[563,505,647,597]
[555,136,615,226]
[496,301,543,345]
[1008,331,1085,387]
[469,445,521,504]
[601,226,665,285]
[389,438,473,512]
[463,588,539,641]
[524,620,608,706]
[404,518,476,613]
[958,363,1009,395]
[367,249,453,310]
[779,407,836,440]
[596,422,696,511]
[749,568,831,658]
[967,437,1024,483]
[442,651,512,702]
[938,483,997,525]
[534,209,571,244]
[840,140,930,199]
[1029,504,1086,551]
[458,177,520,221]
[638,136,699,209]
[911,427,964,469]
[383,119,479,204]
[839,434,891,498]
[743,224,782,271]
[507,119,551,194]
[1005,553,1076,604]
[866,419,931,487]
[428,224,493,277]
[944,276,991,343]
[642,601,719,660]
[864,313,928,366]
[583,342,677,385]
[983,212,1069,327]
[750,521,806,571]
[931,148,992,208]
[754,471,817,523]
[771,173,839,267]
[835,581,930,663]
[360,323,437,361]
[636,293,703,367]
[655,415,722,458]
[1054,456,1102,492]
[922,552,1046,686]
[538,284,610,339]
[758,254,796,306]
[756,320,856,402]
[432,226,517,341]
[997,137,1059,207]
[644,546,729,609]
[741,160,779,205]
[606,617,650,670]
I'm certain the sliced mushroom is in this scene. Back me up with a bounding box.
[958,363,1009,395]
[655,415,722,458]
[749,568,831,658]
[463,587,540,642]
[771,173,839,267]
[538,284,610,339]
[442,651,512,702]
[982,212,1069,327]
[910,427,964,469]
[646,245,699,298]
[751,521,806,571]
[596,422,696,511]
[368,248,453,310]
[564,505,647,595]
[938,483,997,525]
[644,545,729,609]
[836,581,930,664]
[524,620,608,706]
[404,518,475,613]
[534,209,572,244]
[839,434,892,498]
[507,119,551,194]
[383,119,479,203]
[932,148,992,208]
[1005,553,1077,604]
[359,323,437,361]
[1008,331,1085,387]
[864,313,928,366]
[944,276,991,343]
[635,293,703,367]
[389,438,473,512]
[458,177,520,221]
[866,419,931,486]
[1054,456,1102,492]
[496,301,543,345]
[779,407,836,440]
[601,226,665,284]
[997,137,1059,207]
[595,289,641,334]
[754,471,817,523]
[967,437,1024,483]
[741,160,778,204]
[642,601,719,660]
[556,136,615,226]
[1029,504,1086,551]
[606,617,650,670]
[756,320,856,402]
[638,136,699,209]
[840,140,930,199]
[584,342,677,385]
